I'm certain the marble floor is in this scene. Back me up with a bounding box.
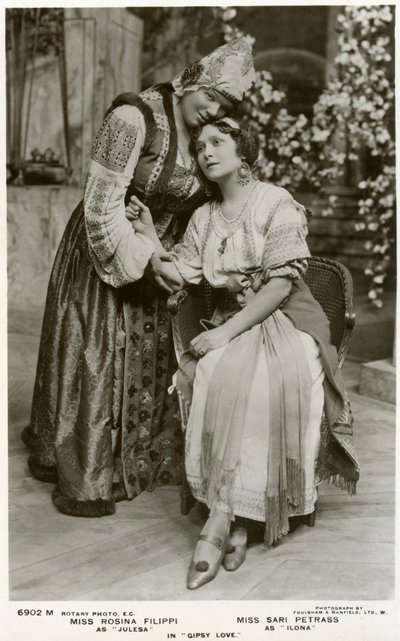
[8,332,395,601]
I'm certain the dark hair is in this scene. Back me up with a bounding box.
[190,117,260,167]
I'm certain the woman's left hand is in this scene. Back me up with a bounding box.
[190,326,232,359]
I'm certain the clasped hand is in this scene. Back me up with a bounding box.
[126,196,182,294]
[190,325,232,359]
[125,195,153,231]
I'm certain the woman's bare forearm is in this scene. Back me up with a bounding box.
[137,224,162,252]
[139,226,184,290]
[224,277,292,339]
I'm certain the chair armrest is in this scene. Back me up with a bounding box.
[345,310,356,331]
[338,312,356,368]
[167,288,189,315]
[338,263,356,367]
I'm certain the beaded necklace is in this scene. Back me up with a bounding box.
[212,181,258,255]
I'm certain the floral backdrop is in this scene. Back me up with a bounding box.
[219,5,395,308]
[9,6,395,307]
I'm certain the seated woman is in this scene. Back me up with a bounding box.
[126,117,359,591]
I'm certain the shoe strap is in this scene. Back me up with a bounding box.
[198,533,224,550]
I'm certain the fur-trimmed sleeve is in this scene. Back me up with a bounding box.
[83,105,155,288]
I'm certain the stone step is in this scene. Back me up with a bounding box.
[347,292,395,362]
[308,236,371,256]
[309,217,374,238]
[358,359,396,404]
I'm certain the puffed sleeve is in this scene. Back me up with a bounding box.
[169,207,205,285]
[84,104,155,288]
[262,189,311,281]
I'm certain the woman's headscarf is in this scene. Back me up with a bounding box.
[172,37,256,105]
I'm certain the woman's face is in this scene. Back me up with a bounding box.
[180,88,233,128]
[195,124,241,183]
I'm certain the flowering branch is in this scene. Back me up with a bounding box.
[220,6,395,307]
[311,6,395,307]
[218,7,315,191]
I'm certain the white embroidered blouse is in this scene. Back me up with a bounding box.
[171,181,311,291]
[83,103,200,288]
[83,105,153,288]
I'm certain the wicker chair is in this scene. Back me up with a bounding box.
[167,256,356,517]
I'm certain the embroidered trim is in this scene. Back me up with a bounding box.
[263,221,310,270]
[91,112,139,174]
[141,90,164,102]
[200,211,215,262]
[154,213,174,239]
[259,191,292,235]
[167,164,196,201]
[266,258,309,281]
[188,479,317,522]
[144,113,170,200]
[84,172,130,285]
[242,214,257,265]
[147,86,178,210]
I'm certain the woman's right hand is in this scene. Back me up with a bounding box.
[125,196,183,293]
[126,195,157,237]
[190,325,232,358]
[145,252,183,294]
[126,195,153,227]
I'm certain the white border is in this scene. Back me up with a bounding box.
[1,2,398,640]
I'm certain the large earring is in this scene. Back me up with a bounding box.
[237,161,251,186]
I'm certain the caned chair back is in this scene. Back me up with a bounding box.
[303,257,355,367]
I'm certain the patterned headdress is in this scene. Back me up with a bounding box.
[172,37,256,105]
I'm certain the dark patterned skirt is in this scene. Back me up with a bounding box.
[23,201,183,517]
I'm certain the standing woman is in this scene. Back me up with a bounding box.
[22,38,256,517]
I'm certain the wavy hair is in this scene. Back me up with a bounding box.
[190,117,260,168]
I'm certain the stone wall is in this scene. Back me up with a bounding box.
[297,191,396,293]
[7,8,144,335]
[7,8,143,188]
[19,55,67,172]
[64,8,144,186]
[8,186,81,334]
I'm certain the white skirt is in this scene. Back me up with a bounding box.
[185,318,325,522]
